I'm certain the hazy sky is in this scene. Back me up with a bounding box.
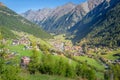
[0,0,86,13]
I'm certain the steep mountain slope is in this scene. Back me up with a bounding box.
[39,2,76,34]
[71,0,120,47]
[41,2,88,34]
[87,0,104,10]
[22,0,103,34]
[0,3,52,39]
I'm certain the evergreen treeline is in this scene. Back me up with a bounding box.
[71,0,120,48]
[85,2,120,48]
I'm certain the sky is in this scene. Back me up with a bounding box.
[0,0,86,13]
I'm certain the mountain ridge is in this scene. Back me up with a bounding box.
[22,0,103,34]
[0,4,52,39]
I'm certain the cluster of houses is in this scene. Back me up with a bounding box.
[49,39,64,51]
[49,39,85,56]
[0,37,32,68]
[12,36,31,46]
[64,46,84,56]
[12,36,41,51]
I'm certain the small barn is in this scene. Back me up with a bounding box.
[20,56,30,68]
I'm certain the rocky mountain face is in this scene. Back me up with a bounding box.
[40,2,76,34]
[22,2,76,24]
[21,8,53,24]
[70,0,120,47]
[87,0,104,10]
[22,0,103,34]
[50,2,76,18]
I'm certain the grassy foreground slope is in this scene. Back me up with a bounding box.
[22,73,74,80]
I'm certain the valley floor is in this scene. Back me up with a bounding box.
[1,34,120,80]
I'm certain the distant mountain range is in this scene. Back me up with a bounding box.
[22,0,120,47]
[1,0,120,48]
[0,3,52,39]
[21,0,103,34]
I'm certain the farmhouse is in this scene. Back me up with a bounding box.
[20,56,30,68]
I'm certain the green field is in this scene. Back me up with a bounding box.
[73,56,104,79]
[74,56,104,71]
[101,49,120,60]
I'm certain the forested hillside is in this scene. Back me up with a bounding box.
[71,0,120,47]
[0,5,52,39]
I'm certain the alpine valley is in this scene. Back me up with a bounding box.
[0,0,120,80]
